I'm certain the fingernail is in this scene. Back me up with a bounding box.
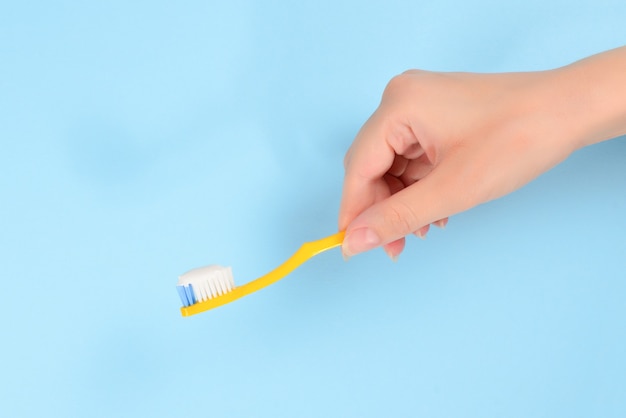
[414,224,430,239]
[384,248,399,263]
[434,219,448,229]
[342,251,350,262]
[343,227,381,256]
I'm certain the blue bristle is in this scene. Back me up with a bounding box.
[184,284,196,305]
[176,286,189,307]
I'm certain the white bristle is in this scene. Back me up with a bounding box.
[178,265,235,302]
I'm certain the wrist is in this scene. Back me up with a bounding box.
[542,48,626,150]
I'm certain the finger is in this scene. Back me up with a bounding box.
[339,109,426,231]
[383,173,405,195]
[338,110,397,231]
[433,218,449,229]
[399,154,434,185]
[414,224,430,239]
[388,155,409,178]
[342,151,470,255]
[383,238,405,262]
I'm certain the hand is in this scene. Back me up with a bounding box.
[339,69,583,259]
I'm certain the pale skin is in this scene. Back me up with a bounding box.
[339,46,626,260]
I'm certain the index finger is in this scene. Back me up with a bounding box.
[338,110,396,231]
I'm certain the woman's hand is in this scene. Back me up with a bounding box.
[339,47,626,259]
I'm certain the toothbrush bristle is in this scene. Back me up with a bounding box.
[177,265,235,307]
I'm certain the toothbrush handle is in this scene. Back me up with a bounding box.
[238,231,345,294]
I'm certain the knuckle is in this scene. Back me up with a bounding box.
[383,200,418,237]
[383,70,427,99]
[383,73,412,99]
[343,147,352,170]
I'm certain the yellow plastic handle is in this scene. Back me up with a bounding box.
[180,231,345,317]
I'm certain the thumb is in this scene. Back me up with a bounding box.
[342,160,466,256]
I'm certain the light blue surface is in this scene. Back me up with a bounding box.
[1,1,625,417]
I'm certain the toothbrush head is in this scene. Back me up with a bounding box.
[176,265,235,307]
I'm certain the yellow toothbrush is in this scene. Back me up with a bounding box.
[176,231,345,317]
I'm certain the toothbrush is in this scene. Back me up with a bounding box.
[176,231,345,317]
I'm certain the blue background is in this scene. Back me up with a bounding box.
[2,1,625,417]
